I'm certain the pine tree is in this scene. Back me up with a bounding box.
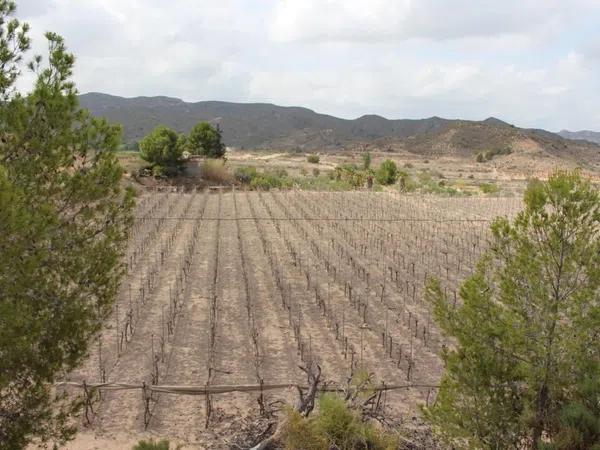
[0,2,133,448]
[188,121,225,158]
[425,170,600,449]
[139,125,186,176]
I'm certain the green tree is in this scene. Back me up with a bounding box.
[139,125,185,174]
[375,159,398,185]
[425,170,600,449]
[188,121,225,158]
[0,3,133,448]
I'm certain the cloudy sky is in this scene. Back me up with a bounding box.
[16,0,600,131]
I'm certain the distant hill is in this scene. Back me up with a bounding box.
[79,93,600,166]
[79,92,452,149]
[558,130,600,145]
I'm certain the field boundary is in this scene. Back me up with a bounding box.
[56,381,439,395]
[133,216,496,223]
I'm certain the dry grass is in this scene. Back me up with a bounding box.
[201,158,234,184]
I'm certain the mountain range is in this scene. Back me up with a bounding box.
[558,130,600,145]
[79,92,600,166]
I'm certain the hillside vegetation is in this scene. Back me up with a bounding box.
[80,93,600,170]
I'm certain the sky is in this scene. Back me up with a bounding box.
[15,0,600,131]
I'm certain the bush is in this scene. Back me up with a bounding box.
[234,166,258,184]
[479,182,500,194]
[307,154,320,164]
[250,174,282,190]
[132,439,173,450]
[312,167,320,177]
[152,165,165,177]
[375,160,398,185]
[202,159,232,183]
[233,166,291,190]
[476,147,512,163]
[283,393,398,450]
[417,170,432,183]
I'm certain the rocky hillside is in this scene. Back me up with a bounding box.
[80,93,600,167]
[79,92,452,149]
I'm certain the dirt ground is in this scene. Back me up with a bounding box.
[56,189,524,449]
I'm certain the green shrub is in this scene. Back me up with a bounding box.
[403,176,419,192]
[417,170,432,184]
[282,393,398,450]
[132,439,172,450]
[476,147,512,163]
[234,166,258,184]
[479,182,500,194]
[307,154,320,164]
[422,181,460,196]
[249,172,292,190]
[375,160,398,185]
[283,409,328,450]
[152,165,165,177]
[233,166,291,190]
[332,164,363,187]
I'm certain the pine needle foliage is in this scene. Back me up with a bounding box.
[0,2,133,448]
[425,170,600,449]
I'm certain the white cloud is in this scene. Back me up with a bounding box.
[11,0,600,131]
[245,54,599,131]
[268,0,590,44]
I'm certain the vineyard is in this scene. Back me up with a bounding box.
[66,189,522,446]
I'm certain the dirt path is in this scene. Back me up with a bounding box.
[236,191,304,389]
[208,192,257,424]
[150,192,213,442]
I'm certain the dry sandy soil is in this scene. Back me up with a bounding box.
[56,190,524,449]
